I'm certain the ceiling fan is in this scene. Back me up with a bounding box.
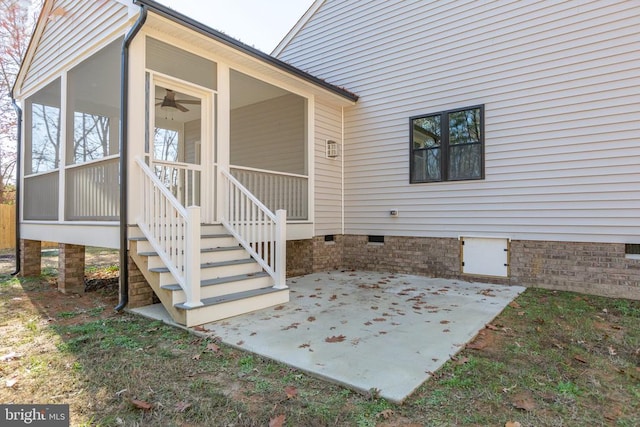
[155,89,200,112]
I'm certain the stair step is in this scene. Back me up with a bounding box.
[138,246,242,258]
[149,258,254,274]
[175,286,286,311]
[162,271,270,292]
[128,233,232,241]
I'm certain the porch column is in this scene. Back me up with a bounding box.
[58,243,84,294]
[20,239,41,277]
[216,63,230,221]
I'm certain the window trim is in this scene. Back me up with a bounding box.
[409,104,485,183]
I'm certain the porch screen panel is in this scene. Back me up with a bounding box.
[24,172,59,220]
[66,38,121,165]
[64,38,122,221]
[25,79,61,175]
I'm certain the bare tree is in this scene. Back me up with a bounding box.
[0,0,40,202]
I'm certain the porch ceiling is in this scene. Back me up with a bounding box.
[139,7,357,107]
[131,271,524,403]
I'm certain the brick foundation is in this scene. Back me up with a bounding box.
[510,240,640,299]
[288,235,640,300]
[58,244,85,294]
[286,240,314,276]
[312,235,344,272]
[127,254,155,308]
[20,239,41,277]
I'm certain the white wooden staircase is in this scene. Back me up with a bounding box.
[132,157,289,327]
[129,224,289,326]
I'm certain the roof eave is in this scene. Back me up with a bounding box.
[134,0,358,102]
[12,0,54,98]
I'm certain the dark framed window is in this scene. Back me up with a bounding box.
[410,105,484,183]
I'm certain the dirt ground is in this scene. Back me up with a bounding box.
[0,247,119,276]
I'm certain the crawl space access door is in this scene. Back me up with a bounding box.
[461,237,509,277]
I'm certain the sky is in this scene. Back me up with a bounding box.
[157,0,316,54]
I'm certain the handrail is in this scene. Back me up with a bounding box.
[137,158,187,216]
[151,159,201,208]
[135,157,202,307]
[230,164,308,179]
[221,169,286,289]
[152,158,203,171]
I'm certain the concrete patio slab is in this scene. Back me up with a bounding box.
[198,271,525,403]
[130,271,524,402]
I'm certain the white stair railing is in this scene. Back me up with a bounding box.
[135,157,202,308]
[221,170,287,289]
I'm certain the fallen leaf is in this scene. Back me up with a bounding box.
[505,422,522,427]
[130,399,153,410]
[282,323,300,331]
[376,409,395,419]
[509,301,521,309]
[364,321,373,326]
[206,343,220,353]
[274,305,285,311]
[608,346,617,356]
[236,340,244,346]
[307,316,316,322]
[175,401,191,413]
[454,356,469,365]
[440,320,450,324]
[373,318,386,322]
[480,289,496,297]
[442,329,450,333]
[486,324,500,331]
[191,354,201,361]
[269,414,285,427]
[604,406,622,421]
[298,343,310,349]
[512,394,535,411]
[284,385,298,399]
[325,335,346,343]
[574,355,588,364]
[329,294,337,301]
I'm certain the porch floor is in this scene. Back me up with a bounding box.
[130,271,525,403]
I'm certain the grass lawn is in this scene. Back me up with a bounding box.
[0,267,638,426]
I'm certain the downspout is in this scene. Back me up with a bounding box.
[115,5,147,312]
[10,94,22,276]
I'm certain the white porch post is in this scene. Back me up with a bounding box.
[183,205,202,308]
[274,209,287,289]
[216,64,230,222]
[58,72,68,222]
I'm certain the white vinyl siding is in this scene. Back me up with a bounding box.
[314,100,342,235]
[22,0,128,90]
[278,0,640,243]
[230,94,306,175]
